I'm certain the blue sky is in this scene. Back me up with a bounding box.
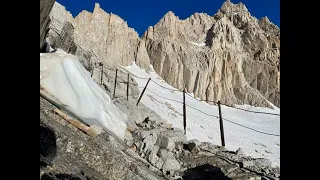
[56,0,279,36]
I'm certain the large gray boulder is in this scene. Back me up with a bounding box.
[162,159,181,174]
[160,129,188,144]
[158,136,175,152]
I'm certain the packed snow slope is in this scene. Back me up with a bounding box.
[124,62,280,167]
[40,49,134,140]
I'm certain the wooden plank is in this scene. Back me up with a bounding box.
[53,108,90,133]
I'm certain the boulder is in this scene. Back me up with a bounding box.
[160,130,188,144]
[158,136,175,152]
[162,159,181,174]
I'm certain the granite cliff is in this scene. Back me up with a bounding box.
[46,0,280,107]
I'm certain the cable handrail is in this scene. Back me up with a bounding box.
[97,65,280,116]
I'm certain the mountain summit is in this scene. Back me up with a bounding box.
[47,0,280,108]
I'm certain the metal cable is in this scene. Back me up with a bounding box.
[150,79,180,92]
[222,104,280,116]
[222,118,280,136]
[146,88,183,104]
[186,104,219,118]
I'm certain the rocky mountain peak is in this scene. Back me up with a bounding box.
[140,1,279,107]
[259,16,280,36]
[260,16,270,24]
[94,2,100,10]
[220,0,248,14]
[163,11,176,20]
[47,1,280,108]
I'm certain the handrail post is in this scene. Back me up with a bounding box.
[218,101,225,147]
[183,88,187,135]
[113,69,118,99]
[136,78,151,106]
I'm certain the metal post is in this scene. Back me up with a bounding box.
[91,62,94,78]
[218,101,225,147]
[113,69,118,99]
[91,67,94,78]
[127,73,130,101]
[136,78,151,106]
[183,88,187,135]
[100,63,104,85]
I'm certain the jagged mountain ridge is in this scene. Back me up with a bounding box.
[47,0,280,108]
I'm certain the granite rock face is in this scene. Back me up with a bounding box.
[73,3,140,67]
[46,2,96,71]
[40,0,55,51]
[48,0,280,108]
[143,0,280,107]
[46,2,76,54]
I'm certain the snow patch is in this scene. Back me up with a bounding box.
[40,49,132,140]
[125,62,280,167]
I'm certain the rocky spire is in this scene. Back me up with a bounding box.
[48,1,280,108]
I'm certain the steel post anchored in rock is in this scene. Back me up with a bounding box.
[218,101,225,147]
[91,67,94,77]
[100,63,103,85]
[91,62,94,77]
[136,78,151,106]
[127,73,130,101]
[113,69,118,98]
[183,88,187,135]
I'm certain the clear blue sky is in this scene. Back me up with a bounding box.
[56,0,279,36]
